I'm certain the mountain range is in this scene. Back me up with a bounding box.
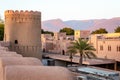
[42,17,120,32]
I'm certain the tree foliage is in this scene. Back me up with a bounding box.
[91,28,108,34]
[41,29,54,36]
[59,27,74,35]
[0,23,4,40]
[114,26,120,33]
[68,38,96,66]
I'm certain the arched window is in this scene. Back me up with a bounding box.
[14,40,18,44]
[43,48,45,52]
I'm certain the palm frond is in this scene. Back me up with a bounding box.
[67,46,77,55]
[84,52,97,59]
[68,38,96,65]
[84,52,91,59]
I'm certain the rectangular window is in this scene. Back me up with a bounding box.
[118,46,120,52]
[110,46,111,51]
[108,45,111,51]
[100,45,103,51]
[117,46,119,52]
[117,46,120,52]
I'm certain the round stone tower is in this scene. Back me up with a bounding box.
[4,10,42,59]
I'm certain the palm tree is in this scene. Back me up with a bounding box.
[67,46,77,66]
[69,38,96,66]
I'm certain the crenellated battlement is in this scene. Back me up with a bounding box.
[5,10,41,15]
[5,10,41,23]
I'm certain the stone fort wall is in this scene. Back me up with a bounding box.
[4,10,42,59]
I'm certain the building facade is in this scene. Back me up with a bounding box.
[74,30,90,40]
[41,34,54,52]
[89,33,120,62]
[54,32,66,40]
[41,32,72,55]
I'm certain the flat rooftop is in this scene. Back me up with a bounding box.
[78,67,119,76]
[76,66,120,80]
[43,53,115,65]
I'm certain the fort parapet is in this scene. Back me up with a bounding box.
[5,10,41,23]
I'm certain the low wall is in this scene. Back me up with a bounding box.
[5,66,74,80]
[0,57,43,80]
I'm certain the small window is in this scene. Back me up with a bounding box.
[118,46,120,52]
[108,45,111,51]
[76,32,78,35]
[15,40,18,44]
[117,46,119,52]
[62,50,65,55]
[100,45,103,51]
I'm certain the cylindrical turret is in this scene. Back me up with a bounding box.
[4,10,42,59]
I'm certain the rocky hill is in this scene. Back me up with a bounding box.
[42,17,120,32]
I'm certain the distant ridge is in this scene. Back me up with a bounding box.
[42,17,120,32]
[42,19,69,32]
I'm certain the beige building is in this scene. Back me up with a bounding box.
[54,32,66,40]
[52,40,72,55]
[41,32,72,55]
[74,30,90,40]
[4,10,42,59]
[89,33,120,62]
[41,34,53,52]
[42,31,120,63]
[42,31,91,55]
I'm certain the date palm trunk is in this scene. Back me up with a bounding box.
[69,53,73,66]
[79,52,83,66]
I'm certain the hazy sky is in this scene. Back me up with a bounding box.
[0,0,120,21]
